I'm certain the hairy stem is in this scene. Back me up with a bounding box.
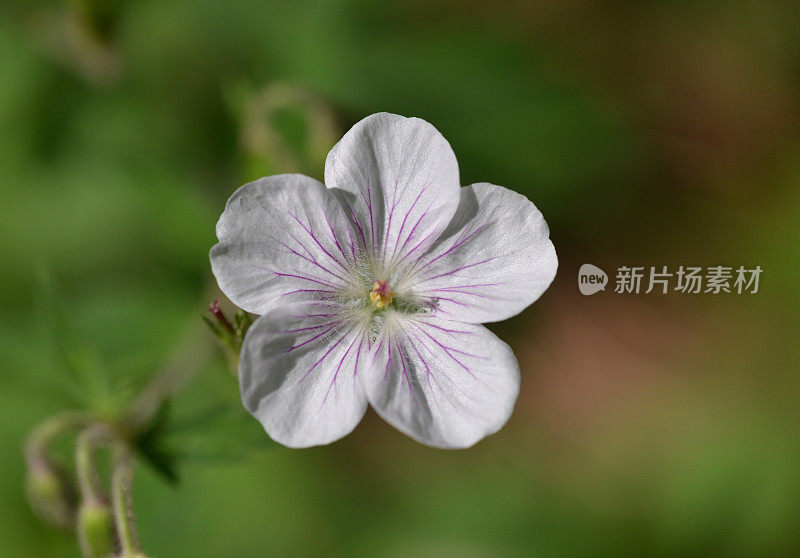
[75,426,107,504]
[111,444,140,556]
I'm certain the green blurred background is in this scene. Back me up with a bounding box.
[2,0,800,556]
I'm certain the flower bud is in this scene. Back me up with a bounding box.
[204,299,254,373]
[77,499,114,558]
[25,458,77,529]
[234,82,339,179]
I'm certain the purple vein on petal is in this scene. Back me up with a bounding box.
[290,300,341,312]
[321,208,354,267]
[405,333,435,394]
[389,163,435,260]
[429,282,504,290]
[288,231,316,259]
[356,159,377,255]
[286,322,339,353]
[280,288,336,298]
[395,339,417,405]
[427,295,469,308]
[284,321,341,334]
[414,334,480,384]
[414,222,493,273]
[296,327,352,384]
[415,320,475,336]
[383,167,402,258]
[268,234,348,283]
[406,332,457,414]
[395,201,434,258]
[418,256,502,283]
[408,323,488,386]
[401,225,437,263]
[381,339,392,381]
[319,331,360,411]
[425,289,494,298]
[381,152,418,258]
[366,185,375,250]
[336,193,368,250]
[412,323,485,360]
[287,211,349,273]
[351,336,364,400]
[267,270,339,289]
[411,329,487,408]
[381,192,397,258]
[389,187,423,256]
[354,185,374,258]
[388,184,430,263]
[303,205,349,267]
[352,335,364,382]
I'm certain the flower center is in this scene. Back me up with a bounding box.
[369,279,395,308]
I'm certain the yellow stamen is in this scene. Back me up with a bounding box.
[370,280,395,308]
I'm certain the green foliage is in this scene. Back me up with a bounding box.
[34,269,117,416]
[133,400,179,485]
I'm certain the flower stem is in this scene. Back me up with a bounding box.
[25,411,91,466]
[111,444,140,557]
[75,426,107,504]
[127,318,214,430]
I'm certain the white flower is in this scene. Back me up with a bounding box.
[210,113,557,449]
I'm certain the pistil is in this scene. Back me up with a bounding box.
[369,280,395,308]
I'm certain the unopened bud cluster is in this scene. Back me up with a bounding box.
[24,413,151,558]
[204,299,254,371]
[25,457,76,529]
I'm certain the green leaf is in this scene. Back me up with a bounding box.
[33,267,115,413]
[161,390,276,465]
[133,399,179,485]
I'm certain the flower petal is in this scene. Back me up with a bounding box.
[210,174,361,315]
[324,113,460,265]
[239,303,369,448]
[410,183,557,323]
[364,315,520,449]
